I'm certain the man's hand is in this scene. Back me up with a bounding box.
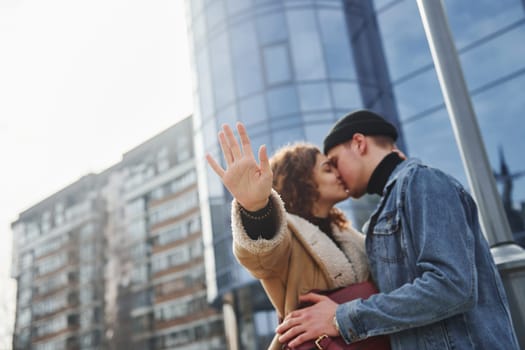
[276,293,339,348]
[206,122,273,211]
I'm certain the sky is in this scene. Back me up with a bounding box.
[0,0,193,347]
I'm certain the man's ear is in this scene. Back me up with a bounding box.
[352,133,367,155]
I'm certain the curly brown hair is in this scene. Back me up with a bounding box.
[270,142,348,230]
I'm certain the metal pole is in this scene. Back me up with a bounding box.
[416,0,510,245]
[416,0,525,345]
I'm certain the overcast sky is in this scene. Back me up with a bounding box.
[0,0,193,346]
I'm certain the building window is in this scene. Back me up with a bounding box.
[149,191,199,225]
[209,32,236,109]
[263,43,292,85]
[266,85,300,118]
[36,253,67,276]
[298,82,332,112]
[287,8,327,80]
[318,9,355,79]
[231,20,264,97]
[256,11,288,46]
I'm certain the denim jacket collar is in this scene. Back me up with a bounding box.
[382,158,422,197]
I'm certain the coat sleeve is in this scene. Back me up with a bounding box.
[232,190,293,280]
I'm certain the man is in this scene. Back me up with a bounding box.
[276,110,519,349]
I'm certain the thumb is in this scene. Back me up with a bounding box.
[298,292,327,304]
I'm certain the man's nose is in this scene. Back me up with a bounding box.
[333,167,342,178]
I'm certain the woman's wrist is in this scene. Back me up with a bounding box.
[240,198,272,219]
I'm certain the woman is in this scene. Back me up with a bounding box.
[206,123,370,349]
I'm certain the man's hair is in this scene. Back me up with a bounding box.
[270,142,348,230]
[367,135,396,148]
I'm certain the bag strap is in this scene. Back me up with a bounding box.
[315,334,341,350]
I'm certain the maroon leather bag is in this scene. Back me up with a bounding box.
[284,281,391,350]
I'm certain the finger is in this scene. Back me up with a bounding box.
[285,331,313,349]
[218,131,234,166]
[236,122,254,158]
[222,124,242,160]
[277,323,306,345]
[275,316,293,334]
[205,153,225,178]
[258,144,271,174]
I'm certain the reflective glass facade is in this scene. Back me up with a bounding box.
[185,0,402,301]
[375,0,525,242]
[185,0,525,348]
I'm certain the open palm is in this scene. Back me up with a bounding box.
[206,123,273,212]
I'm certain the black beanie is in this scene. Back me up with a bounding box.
[323,110,398,154]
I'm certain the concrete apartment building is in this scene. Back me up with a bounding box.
[11,116,226,350]
[11,173,106,350]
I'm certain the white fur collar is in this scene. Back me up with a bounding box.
[287,214,363,288]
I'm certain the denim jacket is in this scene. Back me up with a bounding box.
[336,158,519,350]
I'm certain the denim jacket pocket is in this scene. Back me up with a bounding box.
[373,210,400,235]
[370,210,405,263]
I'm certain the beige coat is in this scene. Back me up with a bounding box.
[232,191,370,349]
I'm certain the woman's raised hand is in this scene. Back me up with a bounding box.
[206,122,273,211]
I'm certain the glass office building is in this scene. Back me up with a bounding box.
[184,0,525,348]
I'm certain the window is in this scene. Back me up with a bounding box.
[79,287,93,305]
[298,82,332,112]
[196,49,215,120]
[286,8,327,80]
[80,243,96,262]
[206,0,225,30]
[331,82,362,111]
[34,236,65,258]
[271,124,304,148]
[65,200,91,222]
[37,253,67,276]
[318,9,355,79]
[18,289,31,307]
[131,265,149,284]
[239,94,268,126]
[35,315,67,337]
[154,293,207,322]
[263,44,292,85]
[79,265,94,284]
[20,252,33,270]
[125,198,145,218]
[41,211,52,234]
[34,339,65,350]
[34,293,67,316]
[152,246,191,273]
[266,85,300,118]
[256,11,288,45]
[17,308,31,328]
[231,21,264,97]
[155,222,186,246]
[79,223,95,240]
[170,170,197,194]
[209,32,236,109]
[225,0,252,15]
[36,273,68,295]
[149,191,199,225]
[127,218,146,240]
[131,242,148,261]
[25,222,40,243]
